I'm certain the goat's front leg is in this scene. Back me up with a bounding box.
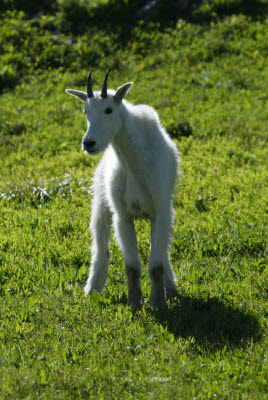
[113,215,143,310]
[149,207,178,307]
[84,200,111,296]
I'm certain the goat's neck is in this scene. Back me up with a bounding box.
[111,110,138,171]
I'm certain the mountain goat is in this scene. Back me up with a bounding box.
[66,68,179,309]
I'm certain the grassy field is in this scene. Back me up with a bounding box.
[0,0,267,398]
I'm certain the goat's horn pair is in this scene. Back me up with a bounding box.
[87,68,111,99]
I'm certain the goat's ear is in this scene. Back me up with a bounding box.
[114,82,133,103]
[65,89,88,103]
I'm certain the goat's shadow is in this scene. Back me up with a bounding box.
[147,294,261,350]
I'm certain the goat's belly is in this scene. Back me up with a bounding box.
[125,177,154,219]
[128,200,151,219]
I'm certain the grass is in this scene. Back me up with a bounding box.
[0,0,267,398]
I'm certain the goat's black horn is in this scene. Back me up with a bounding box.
[87,68,94,98]
[101,68,111,99]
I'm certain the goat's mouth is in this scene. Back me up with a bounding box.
[84,148,99,156]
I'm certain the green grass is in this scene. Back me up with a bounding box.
[0,1,268,398]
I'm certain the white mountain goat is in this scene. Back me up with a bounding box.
[66,68,179,309]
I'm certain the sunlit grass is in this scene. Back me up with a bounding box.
[0,1,267,398]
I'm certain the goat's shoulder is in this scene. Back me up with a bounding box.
[124,103,162,142]
[127,102,160,123]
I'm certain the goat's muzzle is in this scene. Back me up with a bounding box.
[83,139,96,152]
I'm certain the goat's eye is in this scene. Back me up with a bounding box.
[105,107,113,115]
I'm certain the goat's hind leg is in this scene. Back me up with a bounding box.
[84,198,111,296]
[149,206,178,307]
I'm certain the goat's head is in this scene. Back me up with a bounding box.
[66,68,133,155]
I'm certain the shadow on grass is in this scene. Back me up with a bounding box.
[152,294,262,350]
[107,289,262,350]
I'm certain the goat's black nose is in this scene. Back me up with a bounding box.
[83,139,96,150]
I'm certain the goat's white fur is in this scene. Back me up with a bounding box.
[66,75,179,308]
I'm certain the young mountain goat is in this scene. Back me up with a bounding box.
[66,68,179,309]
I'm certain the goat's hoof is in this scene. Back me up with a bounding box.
[165,287,179,301]
[84,284,97,296]
[127,285,144,311]
[84,288,91,296]
[149,296,167,310]
[127,295,144,311]
[128,302,143,311]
